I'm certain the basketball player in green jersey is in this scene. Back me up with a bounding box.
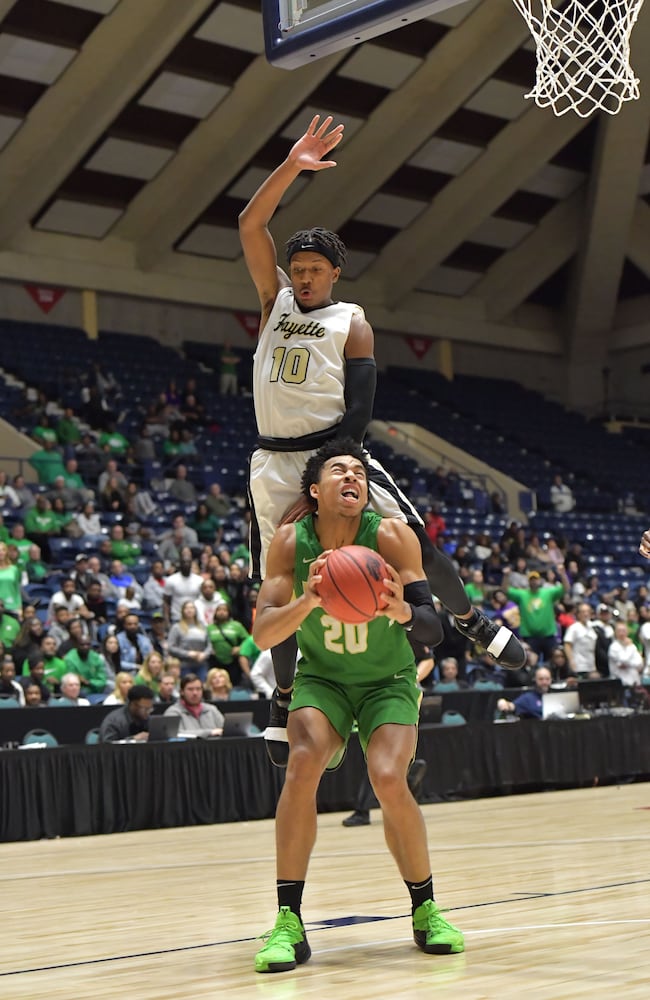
[252,438,464,973]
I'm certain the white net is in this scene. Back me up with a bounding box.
[511,1,645,117]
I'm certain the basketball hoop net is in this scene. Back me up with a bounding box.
[511,1,645,117]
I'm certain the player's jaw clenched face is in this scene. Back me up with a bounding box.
[311,456,368,514]
[289,252,340,309]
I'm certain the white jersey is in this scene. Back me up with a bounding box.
[253,286,362,440]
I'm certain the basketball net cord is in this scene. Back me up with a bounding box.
[511,0,645,116]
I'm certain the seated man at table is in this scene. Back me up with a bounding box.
[99,684,156,742]
[163,673,224,738]
[497,665,552,719]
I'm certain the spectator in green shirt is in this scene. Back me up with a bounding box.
[56,407,82,446]
[207,603,252,689]
[23,495,59,560]
[63,637,108,697]
[109,523,141,566]
[0,598,20,648]
[28,439,66,485]
[504,566,569,663]
[0,542,22,617]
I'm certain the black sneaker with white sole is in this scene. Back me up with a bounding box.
[455,609,526,669]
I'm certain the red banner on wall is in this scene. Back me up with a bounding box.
[234,311,260,338]
[404,335,432,360]
[25,285,66,314]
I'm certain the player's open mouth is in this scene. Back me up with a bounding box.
[341,487,359,502]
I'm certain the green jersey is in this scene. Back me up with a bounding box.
[294,511,415,686]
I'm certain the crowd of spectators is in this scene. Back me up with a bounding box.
[0,372,268,740]
[1,366,650,738]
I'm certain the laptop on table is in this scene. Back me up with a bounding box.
[148,715,181,742]
[541,690,581,720]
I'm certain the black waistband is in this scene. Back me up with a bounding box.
[256,423,340,453]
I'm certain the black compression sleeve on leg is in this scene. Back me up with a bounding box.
[271,634,299,691]
[412,523,471,617]
[402,580,443,646]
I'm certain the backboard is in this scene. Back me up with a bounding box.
[263,0,471,69]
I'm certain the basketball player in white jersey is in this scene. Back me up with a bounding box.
[239,115,525,764]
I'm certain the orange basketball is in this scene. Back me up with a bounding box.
[317,545,388,624]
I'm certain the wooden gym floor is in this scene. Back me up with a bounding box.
[1,784,649,999]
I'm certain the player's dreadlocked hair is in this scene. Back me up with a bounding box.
[285,227,347,270]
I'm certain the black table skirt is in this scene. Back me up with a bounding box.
[1,716,649,842]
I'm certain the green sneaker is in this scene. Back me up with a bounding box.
[255,906,311,973]
[412,900,465,955]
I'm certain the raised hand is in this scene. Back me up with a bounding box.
[288,115,344,172]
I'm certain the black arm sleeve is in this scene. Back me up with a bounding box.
[337,358,376,443]
[402,580,443,647]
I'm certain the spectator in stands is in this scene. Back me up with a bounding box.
[423,504,446,546]
[497,665,553,719]
[11,474,35,510]
[163,548,204,624]
[99,684,155,742]
[108,560,143,602]
[18,656,51,704]
[103,671,134,706]
[205,666,233,702]
[159,526,192,570]
[0,656,25,704]
[47,606,71,652]
[163,673,224,737]
[117,612,153,674]
[38,636,65,693]
[31,414,58,446]
[75,432,104,480]
[148,612,169,659]
[0,541,22,618]
[0,471,20,509]
[75,499,103,540]
[0,598,20,649]
[250,648,275,700]
[464,569,488,608]
[100,474,128,514]
[134,650,166,697]
[563,602,599,679]
[434,657,468,692]
[108,523,141,566]
[157,672,179,706]
[142,560,166,612]
[23,494,59,560]
[168,464,197,506]
[101,633,122,676]
[550,473,575,513]
[63,636,107,699]
[55,406,81,447]
[98,422,129,458]
[608,621,643,688]
[8,524,30,569]
[24,682,44,707]
[47,474,85,513]
[207,602,252,690]
[12,616,44,666]
[504,566,568,663]
[167,600,211,680]
[86,555,118,601]
[47,577,90,624]
[205,482,233,519]
[28,438,66,486]
[57,672,91,707]
[190,502,222,547]
[547,646,577,685]
[219,343,240,396]
[195,577,226,626]
[25,543,49,584]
